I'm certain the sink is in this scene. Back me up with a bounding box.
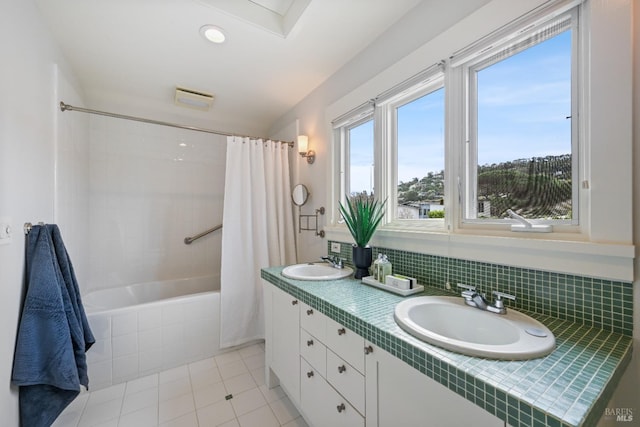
[394,296,555,360]
[282,263,353,281]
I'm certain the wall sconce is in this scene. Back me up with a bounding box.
[298,135,315,164]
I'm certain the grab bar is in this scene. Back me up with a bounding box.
[184,224,223,245]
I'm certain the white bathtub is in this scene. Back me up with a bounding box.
[84,275,221,390]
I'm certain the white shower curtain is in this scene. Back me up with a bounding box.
[220,137,296,348]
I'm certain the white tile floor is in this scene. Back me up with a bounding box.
[53,343,308,427]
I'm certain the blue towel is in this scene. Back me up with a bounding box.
[12,224,95,427]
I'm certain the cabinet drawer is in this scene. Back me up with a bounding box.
[300,302,326,342]
[301,358,364,427]
[325,317,365,373]
[301,329,326,376]
[326,349,365,415]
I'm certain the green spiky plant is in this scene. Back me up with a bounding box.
[338,194,387,247]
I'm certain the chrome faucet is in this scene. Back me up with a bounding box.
[321,255,344,269]
[457,283,516,315]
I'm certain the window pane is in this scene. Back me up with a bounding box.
[397,88,445,219]
[476,30,572,220]
[349,119,374,196]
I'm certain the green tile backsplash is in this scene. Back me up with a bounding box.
[328,241,633,336]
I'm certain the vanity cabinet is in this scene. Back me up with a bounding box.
[299,301,365,427]
[264,281,504,427]
[266,283,301,405]
[365,342,503,427]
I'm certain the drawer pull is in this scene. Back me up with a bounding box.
[337,403,346,413]
[338,364,346,374]
[337,327,346,336]
[307,339,314,346]
[364,345,374,355]
[291,300,298,305]
[307,371,314,378]
[306,309,314,315]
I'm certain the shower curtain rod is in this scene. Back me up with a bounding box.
[59,102,294,147]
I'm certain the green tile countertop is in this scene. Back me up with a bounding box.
[261,266,632,427]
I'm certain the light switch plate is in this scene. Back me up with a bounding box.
[330,242,341,253]
[0,217,12,245]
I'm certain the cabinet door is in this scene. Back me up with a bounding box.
[271,286,301,405]
[301,358,364,427]
[366,343,503,427]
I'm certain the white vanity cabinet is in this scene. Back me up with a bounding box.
[299,301,365,427]
[265,283,301,405]
[264,281,504,427]
[364,342,504,427]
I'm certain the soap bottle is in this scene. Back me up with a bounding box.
[379,255,392,284]
[373,254,383,281]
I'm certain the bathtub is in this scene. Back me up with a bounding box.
[84,275,221,390]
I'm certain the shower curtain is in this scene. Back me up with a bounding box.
[220,137,296,348]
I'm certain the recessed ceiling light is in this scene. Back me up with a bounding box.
[200,25,226,44]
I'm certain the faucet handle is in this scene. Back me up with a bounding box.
[457,283,476,291]
[457,283,477,300]
[492,291,516,309]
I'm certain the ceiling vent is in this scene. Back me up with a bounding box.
[174,87,214,111]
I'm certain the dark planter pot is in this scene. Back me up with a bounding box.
[352,245,372,279]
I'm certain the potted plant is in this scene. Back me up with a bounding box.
[338,193,387,279]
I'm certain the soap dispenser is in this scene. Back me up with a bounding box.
[379,255,392,284]
[373,253,383,281]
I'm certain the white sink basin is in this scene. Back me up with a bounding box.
[282,263,353,281]
[394,296,555,360]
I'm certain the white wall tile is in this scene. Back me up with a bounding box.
[138,328,162,353]
[112,312,138,337]
[88,359,113,390]
[87,314,111,340]
[161,305,184,326]
[138,307,161,331]
[139,351,163,376]
[112,333,138,358]
[87,339,112,364]
[113,354,139,383]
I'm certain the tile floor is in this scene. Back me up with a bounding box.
[53,343,308,427]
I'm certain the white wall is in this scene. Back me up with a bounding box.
[599,0,640,424]
[0,1,86,424]
[87,117,226,291]
[55,66,91,286]
[269,0,639,423]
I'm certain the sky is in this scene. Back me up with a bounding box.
[349,29,572,195]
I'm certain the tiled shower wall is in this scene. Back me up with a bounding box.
[87,117,227,293]
[329,241,633,336]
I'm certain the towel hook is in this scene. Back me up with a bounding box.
[24,222,45,235]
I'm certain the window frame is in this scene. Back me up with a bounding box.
[331,1,588,238]
[379,74,446,229]
[459,8,581,230]
[333,102,375,216]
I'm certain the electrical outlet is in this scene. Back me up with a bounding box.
[330,242,341,253]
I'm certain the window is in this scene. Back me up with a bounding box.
[462,12,578,226]
[395,87,445,221]
[347,119,374,197]
[332,3,583,235]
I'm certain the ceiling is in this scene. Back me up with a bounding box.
[36,0,423,136]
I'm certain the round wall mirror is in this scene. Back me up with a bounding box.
[292,184,309,206]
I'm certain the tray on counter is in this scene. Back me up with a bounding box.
[361,276,424,296]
